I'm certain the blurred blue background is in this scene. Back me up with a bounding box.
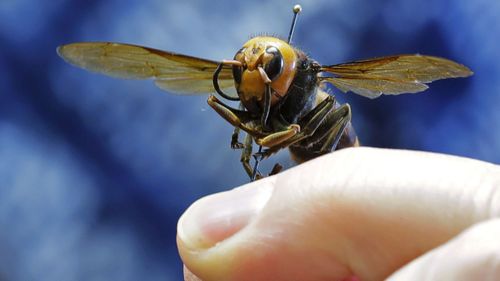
[0,0,498,280]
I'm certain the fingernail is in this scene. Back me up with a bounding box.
[178,180,274,250]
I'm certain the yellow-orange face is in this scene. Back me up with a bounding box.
[232,36,297,112]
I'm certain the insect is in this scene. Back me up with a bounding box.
[57,5,472,180]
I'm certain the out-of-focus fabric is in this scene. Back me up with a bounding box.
[0,0,497,280]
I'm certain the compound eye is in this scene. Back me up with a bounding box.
[264,46,283,81]
[232,48,245,84]
[233,47,245,61]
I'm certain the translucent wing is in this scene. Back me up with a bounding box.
[321,55,473,99]
[57,42,237,97]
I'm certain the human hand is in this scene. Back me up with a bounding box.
[177,147,500,281]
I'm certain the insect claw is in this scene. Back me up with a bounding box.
[252,153,263,162]
[269,163,283,176]
[231,142,245,149]
[253,148,274,161]
[254,173,264,180]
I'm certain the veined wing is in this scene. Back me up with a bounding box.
[320,55,473,99]
[57,42,236,97]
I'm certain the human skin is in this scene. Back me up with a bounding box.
[177,147,500,281]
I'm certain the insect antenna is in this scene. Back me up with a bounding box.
[251,4,303,181]
[287,4,302,44]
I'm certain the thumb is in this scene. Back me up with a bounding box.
[177,147,500,281]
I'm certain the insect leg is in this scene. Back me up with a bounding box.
[231,103,246,149]
[255,124,300,147]
[254,96,335,159]
[251,146,263,181]
[288,103,352,163]
[297,95,336,127]
[269,163,283,176]
[317,104,352,153]
[207,95,264,138]
[241,134,261,179]
[231,127,244,149]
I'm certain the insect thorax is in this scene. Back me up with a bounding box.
[278,51,319,124]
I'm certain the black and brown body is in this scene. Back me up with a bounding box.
[217,36,360,169]
[207,34,470,179]
[263,43,360,163]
